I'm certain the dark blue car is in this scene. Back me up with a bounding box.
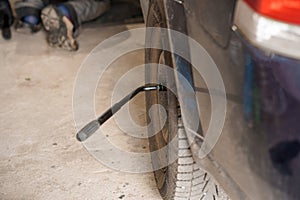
[141,0,300,199]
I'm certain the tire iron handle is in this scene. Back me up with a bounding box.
[76,84,166,142]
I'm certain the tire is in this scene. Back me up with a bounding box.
[145,1,230,199]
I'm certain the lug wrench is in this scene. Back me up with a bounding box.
[76,84,166,142]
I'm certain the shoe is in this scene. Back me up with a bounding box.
[41,5,78,51]
[0,0,14,40]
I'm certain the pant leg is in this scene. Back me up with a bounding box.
[14,0,47,19]
[64,0,110,25]
[0,0,14,26]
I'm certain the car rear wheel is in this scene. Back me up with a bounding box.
[145,1,230,200]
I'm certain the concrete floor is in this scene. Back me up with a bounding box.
[0,22,161,199]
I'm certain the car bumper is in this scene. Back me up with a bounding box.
[233,2,300,198]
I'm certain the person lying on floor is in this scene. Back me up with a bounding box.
[14,0,110,51]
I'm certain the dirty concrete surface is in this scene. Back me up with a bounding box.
[0,21,162,199]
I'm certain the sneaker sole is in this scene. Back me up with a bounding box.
[41,6,78,51]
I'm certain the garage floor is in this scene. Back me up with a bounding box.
[0,20,162,199]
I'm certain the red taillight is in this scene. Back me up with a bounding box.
[244,0,300,25]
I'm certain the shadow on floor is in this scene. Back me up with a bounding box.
[86,0,144,27]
